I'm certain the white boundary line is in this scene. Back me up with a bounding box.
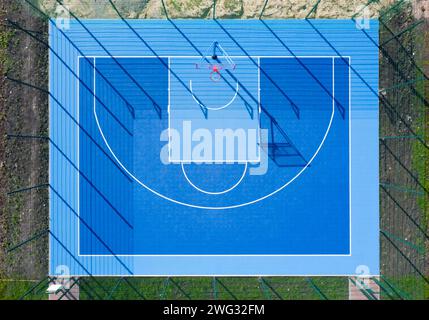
[168,57,171,161]
[76,55,81,256]
[56,273,381,277]
[81,55,351,59]
[76,56,352,258]
[349,57,353,256]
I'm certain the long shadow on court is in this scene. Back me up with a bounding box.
[258,19,346,119]
[214,20,301,119]
[303,19,428,150]
[104,7,309,168]
[165,18,309,167]
[48,192,133,275]
[6,74,135,230]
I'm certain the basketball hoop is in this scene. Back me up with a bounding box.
[210,65,222,82]
[196,61,236,82]
[195,41,237,82]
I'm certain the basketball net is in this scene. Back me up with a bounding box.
[195,41,236,82]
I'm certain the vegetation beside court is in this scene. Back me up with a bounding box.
[0,0,49,299]
[76,277,348,300]
[36,0,395,19]
[0,279,46,300]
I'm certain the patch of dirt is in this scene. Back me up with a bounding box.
[0,0,49,280]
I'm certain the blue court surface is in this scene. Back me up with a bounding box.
[49,19,379,276]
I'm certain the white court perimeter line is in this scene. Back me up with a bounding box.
[348,56,353,256]
[77,56,351,257]
[168,57,171,161]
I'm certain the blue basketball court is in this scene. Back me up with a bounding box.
[49,19,379,276]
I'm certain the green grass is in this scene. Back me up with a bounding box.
[383,275,428,300]
[168,0,182,12]
[410,28,429,300]
[412,66,429,220]
[0,28,15,73]
[77,277,349,300]
[0,280,46,300]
